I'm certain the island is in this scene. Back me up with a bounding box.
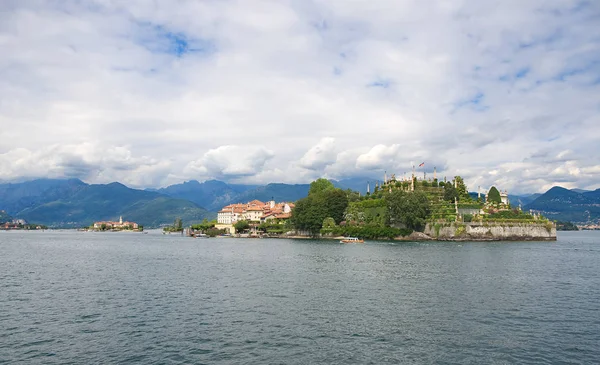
[89,216,143,232]
[0,212,47,230]
[207,172,556,241]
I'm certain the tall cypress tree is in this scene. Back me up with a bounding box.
[487,186,502,204]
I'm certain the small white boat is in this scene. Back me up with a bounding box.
[340,237,364,244]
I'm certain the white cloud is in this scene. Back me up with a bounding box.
[185,145,274,179]
[355,144,401,170]
[0,143,170,187]
[299,137,337,170]
[0,0,598,193]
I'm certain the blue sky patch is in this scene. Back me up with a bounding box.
[518,29,562,50]
[515,67,530,79]
[452,91,489,113]
[368,78,392,88]
[135,21,216,57]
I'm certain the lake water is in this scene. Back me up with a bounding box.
[1,230,599,364]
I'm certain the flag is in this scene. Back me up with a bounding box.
[418,162,425,167]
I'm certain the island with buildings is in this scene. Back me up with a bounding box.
[196,169,556,241]
[0,211,47,230]
[90,216,142,231]
[1,219,47,231]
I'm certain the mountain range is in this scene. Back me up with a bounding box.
[154,177,375,211]
[524,186,600,223]
[155,180,308,211]
[1,178,598,227]
[0,179,212,228]
[0,177,373,228]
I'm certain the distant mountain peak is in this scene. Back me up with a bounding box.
[104,182,127,188]
[547,186,570,192]
[525,185,600,224]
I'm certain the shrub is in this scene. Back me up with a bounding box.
[322,224,412,239]
[487,209,533,220]
[206,227,226,237]
[455,225,466,236]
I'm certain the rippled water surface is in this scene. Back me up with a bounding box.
[1,230,599,364]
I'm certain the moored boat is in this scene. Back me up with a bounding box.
[340,237,364,244]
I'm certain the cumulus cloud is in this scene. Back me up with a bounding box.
[0,0,599,193]
[299,137,337,170]
[185,145,274,179]
[355,144,401,170]
[0,143,170,187]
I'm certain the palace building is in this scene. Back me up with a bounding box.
[216,200,294,234]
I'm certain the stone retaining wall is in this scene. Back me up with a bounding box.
[424,222,557,241]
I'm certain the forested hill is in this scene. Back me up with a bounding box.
[525,186,600,223]
[0,178,87,214]
[0,179,213,228]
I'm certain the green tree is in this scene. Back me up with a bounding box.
[385,190,430,231]
[454,176,471,201]
[290,179,351,236]
[487,186,502,204]
[173,217,183,231]
[192,219,216,232]
[234,220,250,233]
[290,194,328,236]
[322,217,336,228]
[443,184,459,202]
[323,189,349,224]
[346,189,361,202]
[309,178,335,195]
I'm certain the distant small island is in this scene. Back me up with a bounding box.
[0,211,47,230]
[88,216,143,232]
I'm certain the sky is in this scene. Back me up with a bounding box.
[0,0,599,194]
